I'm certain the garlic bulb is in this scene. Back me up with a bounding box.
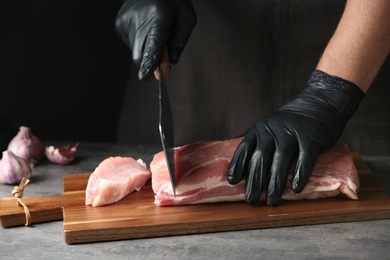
[45,143,79,165]
[7,126,44,165]
[0,150,32,184]
[7,126,34,163]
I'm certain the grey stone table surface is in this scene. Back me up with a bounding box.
[1,142,390,260]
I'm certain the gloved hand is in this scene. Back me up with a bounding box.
[115,0,197,80]
[227,70,365,206]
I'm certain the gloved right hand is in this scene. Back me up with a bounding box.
[115,0,197,81]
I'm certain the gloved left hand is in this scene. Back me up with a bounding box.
[115,0,197,80]
[227,70,365,206]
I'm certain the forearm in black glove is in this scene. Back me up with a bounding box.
[115,0,197,80]
[227,70,365,206]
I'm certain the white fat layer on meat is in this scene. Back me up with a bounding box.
[158,174,358,201]
[178,141,224,162]
[176,157,231,185]
[159,173,235,196]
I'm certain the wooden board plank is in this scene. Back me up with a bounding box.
[63,153,390,244]
[0,191,84,227]
[0,172,88,227]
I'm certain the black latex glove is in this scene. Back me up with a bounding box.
[227,70,365,206]
[115,0,197,80]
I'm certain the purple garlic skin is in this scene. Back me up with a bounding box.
[7,126,34,164]
[45,143,79,165]
[7,126,44,165]
[32,134,44,161]
[0,150,32,184]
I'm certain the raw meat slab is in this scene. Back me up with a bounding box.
[62,153,390,244]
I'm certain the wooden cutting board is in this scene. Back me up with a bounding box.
[62,153,390,244]
[0,190,84,228]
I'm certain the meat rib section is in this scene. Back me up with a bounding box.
[85,157,151,207]
[150,138,359,206]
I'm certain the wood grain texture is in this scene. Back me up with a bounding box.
[62,153,390,244]
[0,191,84,227]
[0,173,89,227]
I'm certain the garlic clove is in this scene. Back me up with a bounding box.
[45,143,79,165]
[0,150,32,185]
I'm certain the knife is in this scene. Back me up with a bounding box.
[156,50,176,197]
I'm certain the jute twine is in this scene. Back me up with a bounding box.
[11,178,32,226]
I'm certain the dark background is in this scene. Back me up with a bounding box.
[1,0,389,155]
[0,0,129,143]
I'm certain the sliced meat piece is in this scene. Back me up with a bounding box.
[150,138,359,206]
[85,157,151,207]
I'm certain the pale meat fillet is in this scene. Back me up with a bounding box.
[150,138,359,206]
[85,157,151,207]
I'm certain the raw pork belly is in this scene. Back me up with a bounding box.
[150,138,359,206]
[85,157,151,207]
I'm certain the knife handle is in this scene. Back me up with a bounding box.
[154,46,171,80]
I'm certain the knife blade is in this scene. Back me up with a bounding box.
[158,65,177,197]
